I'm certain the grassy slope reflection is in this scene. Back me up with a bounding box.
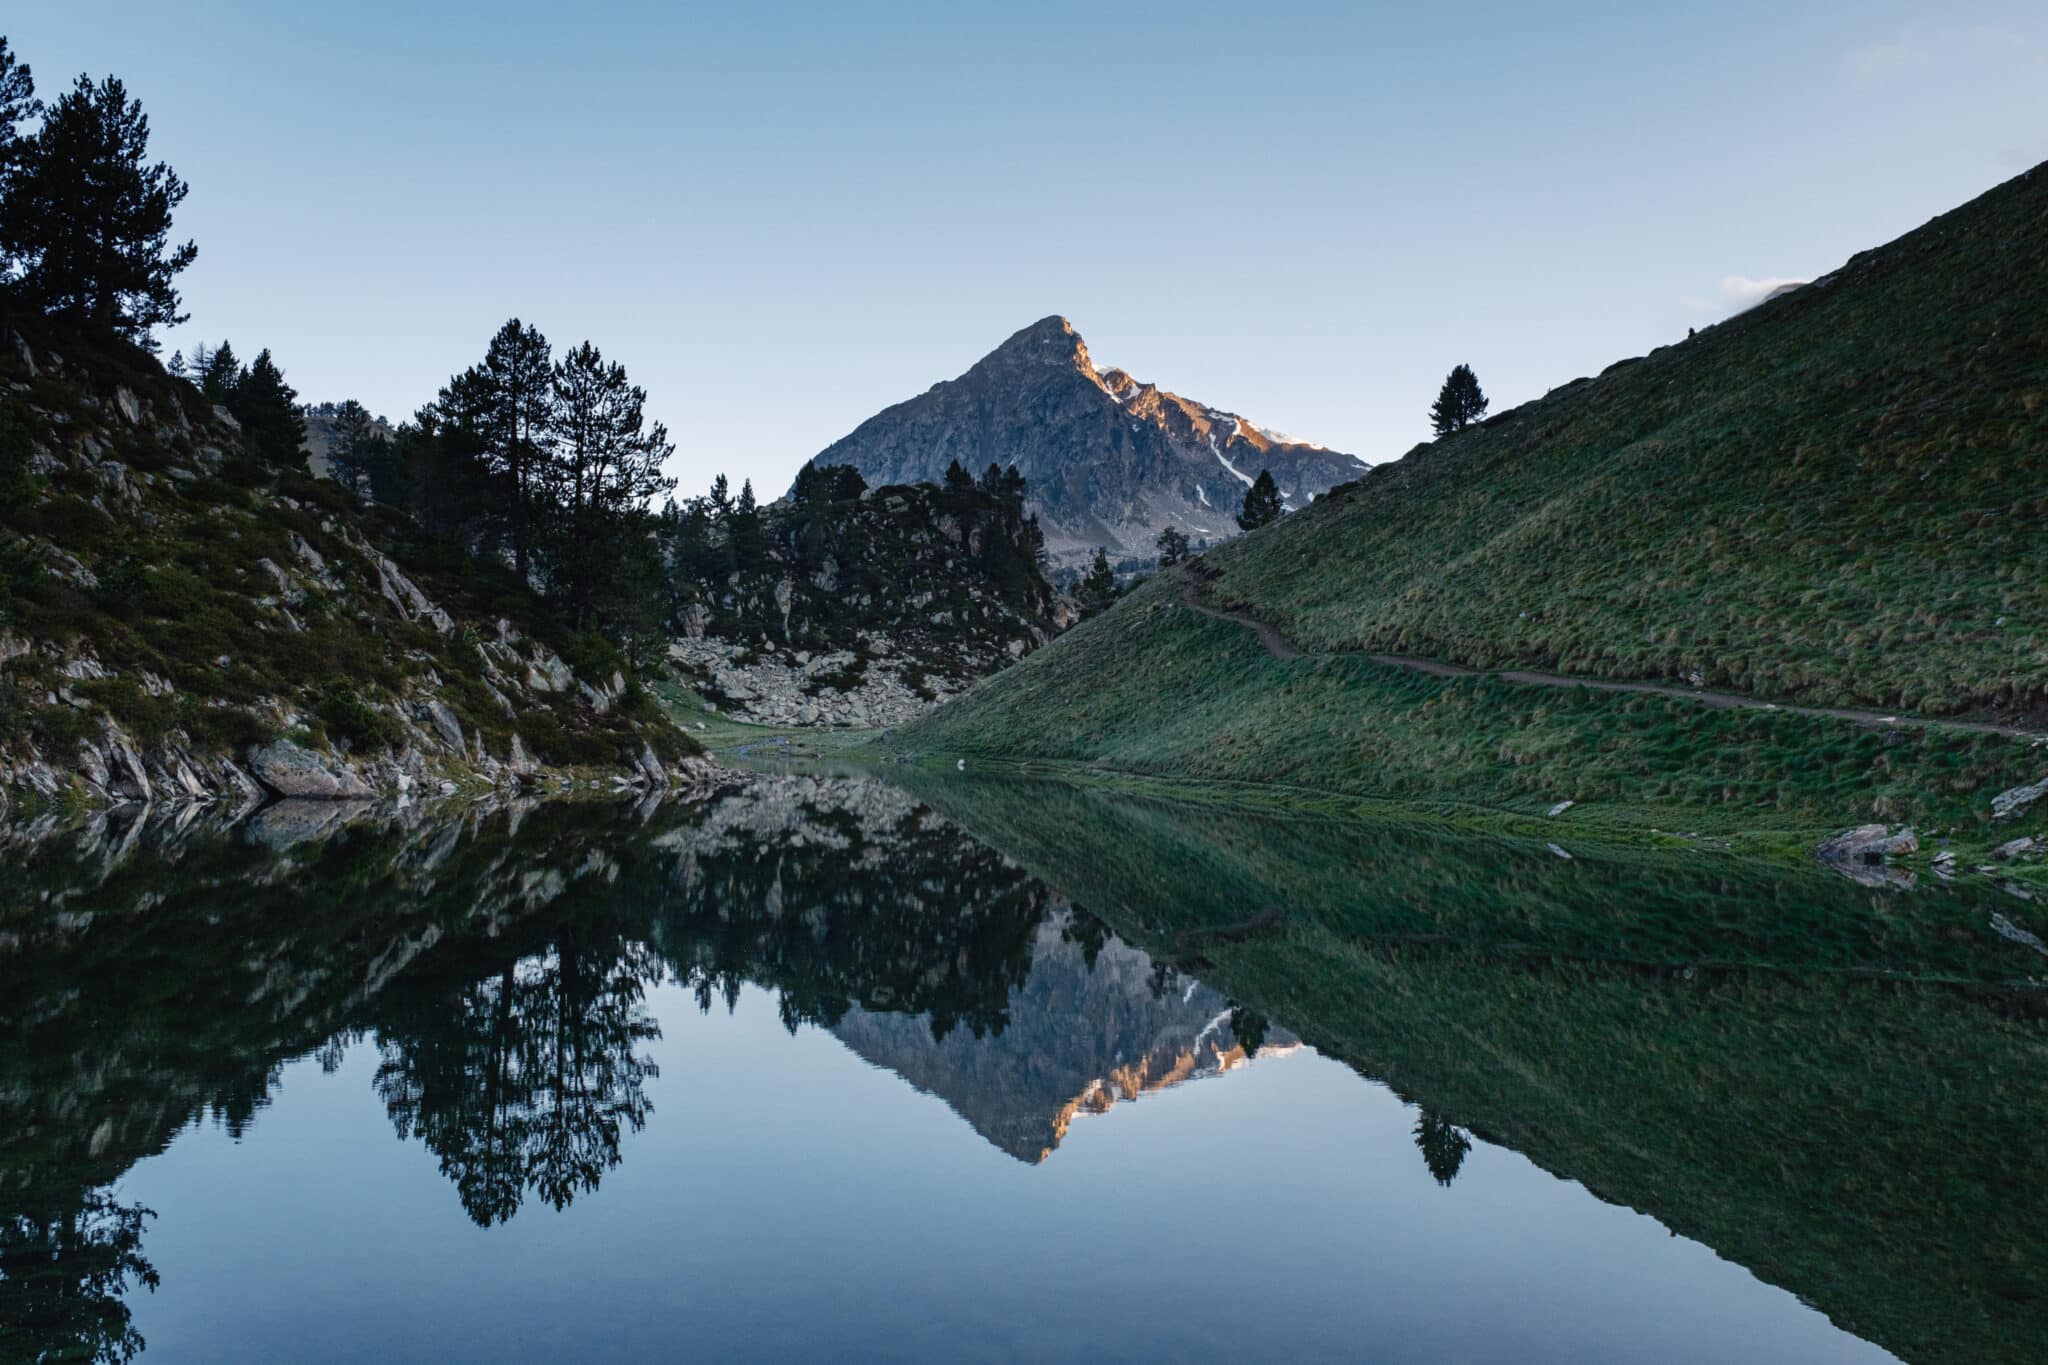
[900,770,2048,1365]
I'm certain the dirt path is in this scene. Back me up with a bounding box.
[1178,568,2048,743]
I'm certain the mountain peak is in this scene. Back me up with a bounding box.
[985,315,1092,372]
[808,315,1359,564]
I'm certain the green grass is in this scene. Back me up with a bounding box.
[896,573,2048,850]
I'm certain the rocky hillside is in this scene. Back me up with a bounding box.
[802,316,1363,564]
[897,164,2048,841]
[664,471,1063,726]
[0,312,703,813]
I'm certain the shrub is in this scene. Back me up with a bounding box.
[74,677,178,744]
[315,680,399,752]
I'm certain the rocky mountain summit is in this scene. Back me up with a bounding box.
[802,316,1364,564]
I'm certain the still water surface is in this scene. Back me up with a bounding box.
[4,771,2043,1362]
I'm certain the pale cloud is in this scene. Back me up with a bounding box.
[1719,275,1806,309]
[1679,275,1807,321]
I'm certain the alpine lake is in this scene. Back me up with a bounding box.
[4,756,2044,1364]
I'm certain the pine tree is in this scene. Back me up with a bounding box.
[0,38,34,139]
[1154,525,1189,566]
[731,478,766,567]
[546,340,676,626]
[474,319,554,579]
[827,465,867,501]
[1237,470,1283,531]
[199,340,241,403]
[943,459,973,492]
[1429,363,1489,437]
[0,39,37,280]
[1077,547,1118,617]
[0,38,38,185]
[671,498,714,581]
[230,349,306,466]
[707,473,733,522]
[329,399,390,499]
[0,73,196,342]
[408,376,498,541]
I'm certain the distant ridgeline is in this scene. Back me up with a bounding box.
[659,461,1064,727]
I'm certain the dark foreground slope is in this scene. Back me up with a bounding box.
[0,313,699,811]
[898,166,2048,843]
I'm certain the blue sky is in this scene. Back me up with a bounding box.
[12,2,2048,495]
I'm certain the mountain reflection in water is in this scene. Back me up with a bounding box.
[1,771,2043,1364]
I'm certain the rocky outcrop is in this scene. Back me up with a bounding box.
[668,635,976,727]
[802,316,1364,565]
[665,475,1056,720]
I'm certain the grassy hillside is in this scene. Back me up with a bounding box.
[0,311,697,809]
[1219,163,2048,720]
[898,165,2048,842]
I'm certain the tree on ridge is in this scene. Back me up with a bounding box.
[1077,547,1118,617]
[1429,363,1489,437]
[1237,470,1283,531]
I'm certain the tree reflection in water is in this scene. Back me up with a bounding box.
[0,1192,158,1365]
[1413,1110,1473,1187]
[373,927,664,1227]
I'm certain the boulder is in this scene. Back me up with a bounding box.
[422,699,465,753]
[1993,835,2040,861]
[248,739,374,799]
[1991,775,2048,821]
[1817,824,1918,865]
